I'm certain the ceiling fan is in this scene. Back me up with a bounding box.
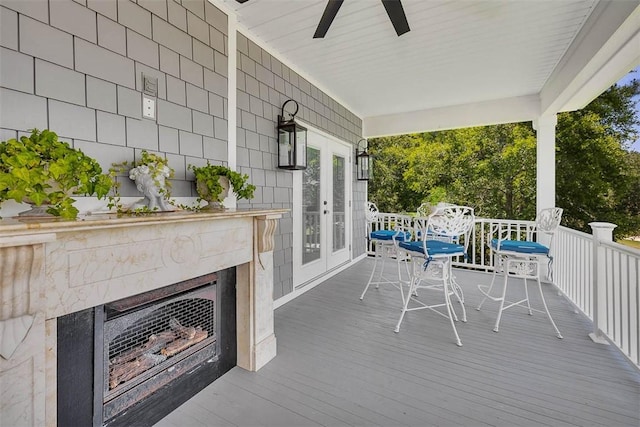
[314,0,409,38]
[234,0,410,38]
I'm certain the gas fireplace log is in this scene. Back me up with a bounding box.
[161,328,208,357]
[109,353,167,389]
[110,331,177,365]
[169,318,197,339]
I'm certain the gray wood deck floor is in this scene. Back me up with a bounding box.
[156,258,640,427]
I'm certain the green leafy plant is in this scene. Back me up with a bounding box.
[188,162,255,205]
[0,129,112,219]
[426,186,448,206]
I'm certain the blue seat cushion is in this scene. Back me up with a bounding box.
[370,230,411,241]
[491,239,549,255]
[399,239,465,256]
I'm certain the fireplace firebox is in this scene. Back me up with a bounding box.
[57,268,237,427]
[102,272,219,423]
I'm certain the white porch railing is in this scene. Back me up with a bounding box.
[587,223,639,367]
[554,223,639,367]
[366,213,640,367]
[554,226,593,318]
[459,217,535,270]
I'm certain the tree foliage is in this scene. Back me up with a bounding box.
[368,77,640,238]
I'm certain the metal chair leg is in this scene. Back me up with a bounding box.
[477,255,500,311]
[444,263,464,346]
[449,265,467,323]
[536,276,563,339]
[395,259,466,346]
[394,274,415,333]
[444,283,463,346]
[361,244,388,299]
[493,272,509,332]
[523,276,532,315]
[361,242,408,301]
[360,246,381,300]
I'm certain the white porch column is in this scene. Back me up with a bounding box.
[533,114,557,213]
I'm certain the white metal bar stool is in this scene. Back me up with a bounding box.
[394,206,475,346]
[476,207,563,338]
[360,202,412,302]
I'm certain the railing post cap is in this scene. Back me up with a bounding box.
[588,222,618,230]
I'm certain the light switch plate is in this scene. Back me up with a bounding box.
[143,96,156,119]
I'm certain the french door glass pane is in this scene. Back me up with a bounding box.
[332,154,346,252]
[302,147,321,264]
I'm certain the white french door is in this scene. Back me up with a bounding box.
[293,129,351,287]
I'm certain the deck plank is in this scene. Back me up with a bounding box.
[156,258,640,427]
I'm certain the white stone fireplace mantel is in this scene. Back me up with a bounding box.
[0,208,285,426]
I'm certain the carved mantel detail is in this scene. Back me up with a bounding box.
[256,215,280,254]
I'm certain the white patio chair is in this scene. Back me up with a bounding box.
[416,202,455,218]
[476,207,564,338]
[394,206,475,346]
[416,202,432,217]
[360,202,412,302]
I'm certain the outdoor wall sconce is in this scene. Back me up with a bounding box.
[277,99,307,170]
[355,139,371,181]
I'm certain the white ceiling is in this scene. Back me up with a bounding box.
[217,0,640,135]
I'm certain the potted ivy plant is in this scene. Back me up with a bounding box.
[0,129,112,219]
[188,162,255,210]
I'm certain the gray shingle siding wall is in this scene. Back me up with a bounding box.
[0,0,227,197]
[236,33,365,299]
[0,0,366,301]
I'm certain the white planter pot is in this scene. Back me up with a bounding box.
[196,175,230,210]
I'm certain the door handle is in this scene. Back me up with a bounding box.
[324,209,330,214]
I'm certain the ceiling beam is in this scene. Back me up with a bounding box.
[362,95,540,137]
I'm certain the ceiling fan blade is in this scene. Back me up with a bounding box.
[313,0,344,39]
[381,0,410,36]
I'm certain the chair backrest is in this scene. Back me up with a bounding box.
[416,202,432,217]
[417,206,475,257]
[392,214,414,244]
[535,207,563,235]
[366,202,379,223]
[534,207,563,250]
[427,205,475,241]
[365,202,379,236]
